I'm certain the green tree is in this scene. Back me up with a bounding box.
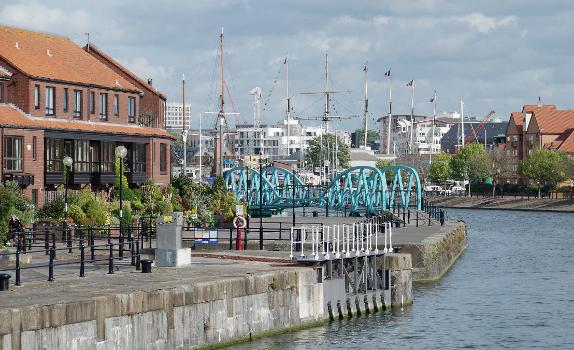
[428,153,452,184]
[354,129,380,147]
[375,159,395,180]
[451,143,490,194]
[488,148,513,197]
[112,156,136,201]
[0,181,35,244]
[519,148,569,198]
[305,133,350,168]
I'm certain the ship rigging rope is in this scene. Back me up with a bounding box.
[262,62,284,112]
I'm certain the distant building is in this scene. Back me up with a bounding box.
[165,102,191,133]
[441,122,507,154]
[505,104,574,184]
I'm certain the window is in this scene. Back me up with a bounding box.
[73,90,82,118]
[89,91,95,114]
[0,83,4,102]
[160,143,167,173]
[63,88,68,112]
[74,140,90,172]
[101,142,115,173]
[34,85,40,109]
[32,136,37,160]
[45,138,63,172]
[133,144,146,173]
[3,136,23,172]
[89,141,101,172]
[128,96,136,123]
[31,189,38,207]
[45,86,55,115]
[113,94,119,115]
[99,93,108,119]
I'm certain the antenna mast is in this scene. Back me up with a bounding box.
[215,28,225,177]
[285,54,291,156]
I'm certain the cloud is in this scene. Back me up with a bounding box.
[117,57,175,80]
[0,1,90,33]
[458,12,518,33]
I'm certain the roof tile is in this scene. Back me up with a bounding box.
[0,25,139,92]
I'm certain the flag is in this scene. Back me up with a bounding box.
[430,96,435,102]
[430,91,436,102]
[384,69,391,77]
[284,56,288,64]
[363,64,367,72]
[406,80,413,86]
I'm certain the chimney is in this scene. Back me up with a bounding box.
[147,78,153,86]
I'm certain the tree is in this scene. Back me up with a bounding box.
[353,129,379,147]
[305,133,350,168]
[488,148,513,197]
[376,159,395,181]
[519,148,569,198]
[450,143,490,195]
[428,153,451,184]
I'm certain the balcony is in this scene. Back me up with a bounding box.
[126,172,147,184]
[90,172,115,185]
[3,173,34,187]
[45,172,64,185]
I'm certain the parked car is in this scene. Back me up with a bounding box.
[424,185,443,193]
[451,186,465,194]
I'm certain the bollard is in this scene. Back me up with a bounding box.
[416,210,419,227]
[48,248,55,282]
[80,243,85,277]
[381,293,386,311]
[140,259,153,273]
[440,210,445,226]
[355,297,362,316]
[108,243,114,275]
[0,274,10,291]
[408,210,411,224]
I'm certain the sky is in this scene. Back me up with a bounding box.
[2,0,573,132]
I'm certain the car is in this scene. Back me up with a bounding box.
[424,185,443,193]
[451,186,465,193]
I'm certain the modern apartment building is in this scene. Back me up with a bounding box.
[165,102,191,133]
[0,25,173,206]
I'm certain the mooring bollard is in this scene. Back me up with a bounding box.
[327,301,334,321]
[364,295,370,314]
[337,301,344,320]
[381,293,386,311]
[140,259,153,273]
[346,298,353,319]
[372,294,379,312]
[0,274,10,291]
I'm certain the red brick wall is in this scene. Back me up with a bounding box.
[86,49,166,129]
[0,127,45,206]
[146,137,171,186]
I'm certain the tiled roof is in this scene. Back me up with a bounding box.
[531,109,574,134]
[0,25,139,92]
[548,129,574,153]
[523,104,556,113]
[0,104,173,139]
[84,44,166,99]
[510,112,523,127]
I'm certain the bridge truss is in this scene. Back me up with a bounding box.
[224,165,421,213]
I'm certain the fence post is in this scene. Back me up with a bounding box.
[44,224,49,255]
[135,241,141,271]
[15,233,21,286]
[48,248,55,282]
[229,228,233,250]
[130,235,136,267]
[90,230,95,262]
[67,226,73,254]
[108,243,114,275]
[80,242,86,277]
[51,232,57,259]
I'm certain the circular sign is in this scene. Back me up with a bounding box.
[233,215,247,229]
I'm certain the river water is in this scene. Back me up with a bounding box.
[228,209,574,349]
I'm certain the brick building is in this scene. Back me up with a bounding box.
[0,25,173,206]
[505,104,574,184]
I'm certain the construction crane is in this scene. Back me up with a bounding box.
[248,86,262,128]
[465,110,495,145]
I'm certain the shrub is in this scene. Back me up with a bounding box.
[0,181,34,244]
[83,199,109,226]
[68,204,87,225]
[38,197,66,223]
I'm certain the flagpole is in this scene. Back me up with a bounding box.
[430,90,436,164]
[363,62,369,149]
[386,70,392,155]
[460,101,465,149]
[409,81,415,154]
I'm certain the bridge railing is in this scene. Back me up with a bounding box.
[290,220,393,261]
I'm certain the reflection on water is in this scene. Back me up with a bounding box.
[228,209,574,349]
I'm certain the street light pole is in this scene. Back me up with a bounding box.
[259,161,263,250]
[115,146,128,259]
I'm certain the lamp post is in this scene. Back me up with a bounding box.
[62,156,73,216]
[115,145,128,259]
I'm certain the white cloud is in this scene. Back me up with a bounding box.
[458,12,518,33]
[118,57,175,80]
[0,1,89,33]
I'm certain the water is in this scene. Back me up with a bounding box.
[228,209,574,349]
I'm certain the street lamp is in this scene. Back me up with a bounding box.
[115,145,127,258]
[63,156,73,215]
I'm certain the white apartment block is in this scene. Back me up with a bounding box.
[165,102,192,132]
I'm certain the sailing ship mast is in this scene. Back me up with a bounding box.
[285,55,291,157]
[362,62,368,148]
